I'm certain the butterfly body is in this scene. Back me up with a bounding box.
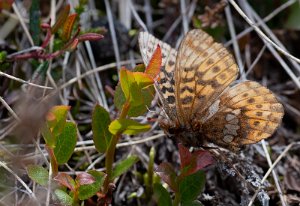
[139,29,284,151]
[159,118,206,147]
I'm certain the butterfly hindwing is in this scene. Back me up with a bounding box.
[202,81,284,150]
[174,30,238,126]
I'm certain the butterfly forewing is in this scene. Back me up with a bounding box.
[202,81,284,150]
[138,32,178,120]
[174,30,238,126]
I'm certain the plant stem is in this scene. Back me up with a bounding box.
[45,146,58,176]
[103,101,130,193]
[102,133,120,193]
[173,192,180,206]
[145,147,155,200]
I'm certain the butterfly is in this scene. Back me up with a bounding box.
[139,29,284,151]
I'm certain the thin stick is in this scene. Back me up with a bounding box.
[180,0,189,33]
[261,140,287,206]
[248,142,297,205]
[0,161,37,200]
[0,71,53,90]
[225,5,245,79]
[130,0,148,31]
[0,96,20,121]
[58,59,141,91]
[228,0,300,65]
[12,3,34,46]
[74,133,164,152]
[104,0,121,70]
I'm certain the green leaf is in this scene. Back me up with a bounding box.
[179,170,205,203]
[47,105,70,137]
[133,72,154,89]
[114,83,155,117]
[54,189,73,206]
[153,183,172,206]
[285,2,300,30]
[54,121,77,164]
[114,83,126,111]
[120,68,141,104]
[29,0,40,45]
[0,51,7,63]
[41,124,55,147]
[128,85,155,117]
[120,68,154,106]
[51,4,70,34]
[182,200,204,206]
[78,170,106,200]
[118,68,155,117]
[92,105,112,153]
[112,156,139,179]
[27,165,49,186]
[109,119,151,135]
[133,64,146,72]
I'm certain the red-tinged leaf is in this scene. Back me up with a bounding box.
[0,0,14,11]
[41,23,50,29]
[54,173,76,191]
[77,33,104,42]
[179,144,192,170]
[76,173,96,186]
[78,171,106,200]
[51,4,70,34]
[190,150,214,172]
[180,150,214,178]
[145,45,162,78]
[61,13,78,41]
[155,162,178,192]
[65,38,79,51]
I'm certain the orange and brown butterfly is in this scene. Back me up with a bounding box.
[138,29,284,151]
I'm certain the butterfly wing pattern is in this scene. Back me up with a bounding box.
[139,32,178,120]
[138,29,284,151]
